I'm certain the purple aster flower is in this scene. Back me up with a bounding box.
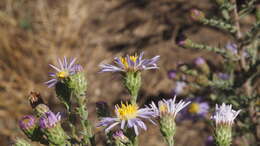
[225,42,249,58]
[225,43,238,55]
[180,97,209,120]
[97,103,155,136]
[39,111,61,129]
[205,136,214,146]
[168,70,177,79]
[218,73,230,80]
[99,52,160,73]
[173,81,187,95]
[211,103,240,126]
[195,57,206,65]
[19,115,36,130]
[149,96,190,118]
[45,57,82,88]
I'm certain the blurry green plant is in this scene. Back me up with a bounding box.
[174,0,259,145]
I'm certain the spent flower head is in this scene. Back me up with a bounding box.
[99,52,160,73]
[149,96,190,118]
[39,111,61,129]
[98,102,155,135]
[211,103,241,126]
[45,57,82,88]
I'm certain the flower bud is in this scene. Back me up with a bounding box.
[13,138,31,146]
[34,104,50,117]
[113,130,129,145]
[190,9,205,21]
[19,115,37,137]
[66,71,87,103]
[194,57,210,75]
[39,111,68,145]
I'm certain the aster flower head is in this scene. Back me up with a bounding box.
[19,115,36,131]
[173,81,187,95]
[149,96,190,118]
[98,102,155,136]
[45,57,82,88]
[218,73,230,80]
[186,97,209,118]
[168,70,177,79]
[211,103,241,126]
[195,57,206,65]
[39,111,61,129]
[99,52,160,73]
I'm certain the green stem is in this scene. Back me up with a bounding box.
[165,136,174,146]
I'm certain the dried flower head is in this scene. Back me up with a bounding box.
[211,103,240,126]
[28,91,44,108]
[190,9,205,21]
[39,111,61,129]
[98,102,155,135]
[45,57,82,88]
[99,52,160,73]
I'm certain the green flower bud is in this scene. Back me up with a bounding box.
[34,104,50,117]
[190,9,205,22]
[13,139,31,146]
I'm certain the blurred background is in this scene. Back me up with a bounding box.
[0,0,253,145]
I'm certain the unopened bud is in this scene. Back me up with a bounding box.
[190,9,205,21]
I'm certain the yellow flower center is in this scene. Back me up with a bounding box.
[56,71,69,79]
[23,118,31,124]
[159,103,168,114]
[116,103,138,120]
[120,55,138,69]
[188,103,200,114]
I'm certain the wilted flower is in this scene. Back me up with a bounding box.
[19,115,36,131]
[39,111,61,129]
[99,52,160,73]
[211,103,240,126]
[45,57,82,88]
[98,103,155,136]
[149,96,190,118]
